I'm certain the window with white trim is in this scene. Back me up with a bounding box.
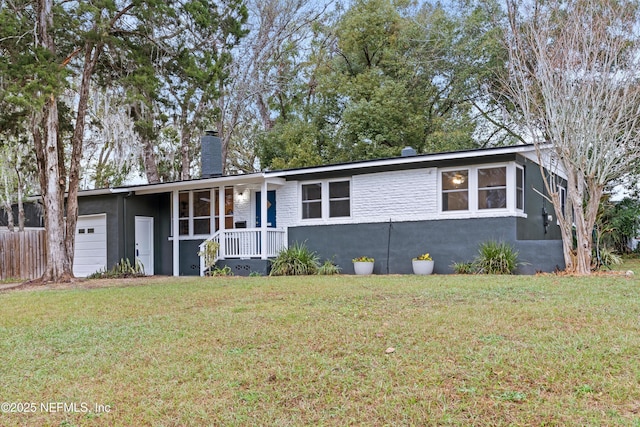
[558,185,566,216]
[442,170,469,211]
[302,183,322,219]
[478,166,506,210]
[329,181,350,217]
[175,188,233,237]
[516,166,524,211]
[301,180,351,219]
[440,164,524,213]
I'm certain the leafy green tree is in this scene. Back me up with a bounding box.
[0,0,246,281]
[597,196,640,255]
[257,0,509,169]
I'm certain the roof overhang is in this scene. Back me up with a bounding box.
[127,173,285,195]
[268,144,540,180]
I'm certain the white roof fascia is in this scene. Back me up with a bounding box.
[129,173,270,195]
[266,144,538,178]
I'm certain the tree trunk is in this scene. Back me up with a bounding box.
[2,203,14,232]
[2,174,15,232]
[142,135,161,184]
[65,42,102,268]
[17,180,24,231]
[180,126,192,180]
[34,0,72,282]
[36,98,72,282]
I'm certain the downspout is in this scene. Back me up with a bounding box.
[123,191,133,263]
[386,218,392,274]
[172,190,180,276]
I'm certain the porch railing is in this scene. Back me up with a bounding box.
[199,228,286,276]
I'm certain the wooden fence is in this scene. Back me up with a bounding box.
[0,230,47,281]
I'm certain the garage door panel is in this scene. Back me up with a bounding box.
[74,214,107,277]
[75,249,106,258]
[76,234,107,249]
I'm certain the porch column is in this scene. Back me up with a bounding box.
[260,181,268,260]
[218,185,226,259]
[172,189,179,276]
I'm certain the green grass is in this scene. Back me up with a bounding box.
[1,263,640,426]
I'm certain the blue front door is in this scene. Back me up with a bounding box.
[256,190,276,227]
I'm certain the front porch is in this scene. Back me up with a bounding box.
[198,227,286,276]
[161,175,285,276]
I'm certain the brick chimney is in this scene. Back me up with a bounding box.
[201,130,223,178]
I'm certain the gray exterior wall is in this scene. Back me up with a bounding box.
[77,192,173,275]
[288,217,565,275]
[77,194,123,270]
[516,155,563,241]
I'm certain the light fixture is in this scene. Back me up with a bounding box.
[542,207,553,233]
[451,173,466,186]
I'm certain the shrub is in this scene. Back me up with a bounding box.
[270,242,320,276]
[209,265,233,276]
[318,259,342,275]
[198,240,220,273]
[474,241,519,274]
[451,261,475,274]
[352,256,374,262]
[596,246,623,268]
[88,258,145,279]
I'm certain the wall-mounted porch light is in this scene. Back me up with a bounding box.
[542,207,553,234]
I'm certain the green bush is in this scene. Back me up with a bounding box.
[87,258,145,279]
[270,242,320,276]
[597,246,623,268]
[451,261,475,274]
[474,241,519,274]
[318,259,342,275]
[209,265,234,276]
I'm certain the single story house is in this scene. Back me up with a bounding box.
[68,133,566,277]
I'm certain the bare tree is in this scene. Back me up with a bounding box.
[504,0,640,274]
[217,0,334,172]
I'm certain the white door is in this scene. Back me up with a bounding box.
[74,214,107,277]
[135,216,154,275]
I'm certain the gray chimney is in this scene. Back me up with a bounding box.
[401,146,417,157]
[201,130,223,178]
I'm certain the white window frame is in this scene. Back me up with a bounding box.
[438,162,523,215]
[557,184,567,224]
[477,165,508,211]
[301,182,323,219]
[173,188,232,239]
[515,165,525,212]
[300,179,352,221]
[328,180,351,218]
[441,168,470,212]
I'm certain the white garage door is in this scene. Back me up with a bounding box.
[74,214,107,277]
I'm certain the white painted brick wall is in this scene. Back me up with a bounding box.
[277,168,440,228]
[276,182,299,229]
[352,168,438,222]
[233,191,252,226]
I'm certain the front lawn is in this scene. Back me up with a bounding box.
[1,265,639,426]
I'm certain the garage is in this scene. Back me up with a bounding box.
[74,213,107,277]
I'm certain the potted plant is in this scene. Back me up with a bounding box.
[352,256,374,275]
[412,252,434,275]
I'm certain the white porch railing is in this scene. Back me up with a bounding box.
[199,228,287,276]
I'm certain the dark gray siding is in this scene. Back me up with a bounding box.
[180,240,202,276]
[124,193,173,276]
[288,217,564,275]
[517,155,563,241]
[77,192,173,275]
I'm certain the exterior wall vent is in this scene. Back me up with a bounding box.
[401,146,417,157]
[201,130,223,178]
